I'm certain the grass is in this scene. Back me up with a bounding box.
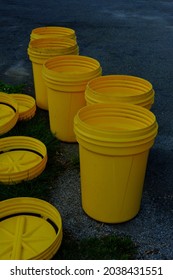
[0,80,26,93]
[0,81,138,260]
[54,234,137,260]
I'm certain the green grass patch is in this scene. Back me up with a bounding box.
[54,234,137,260]
[0,80,25,93]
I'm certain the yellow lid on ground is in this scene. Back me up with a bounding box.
[10,93,36,120]
[0,92,19,135]
[0,215,56,260]
[0,197,63,260]
[0,136,47,184]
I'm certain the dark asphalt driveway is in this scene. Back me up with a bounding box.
[0,0,173,259]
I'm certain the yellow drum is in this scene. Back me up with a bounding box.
[43,55,102,142]
[28,37,79,110]
[74,103,158,223]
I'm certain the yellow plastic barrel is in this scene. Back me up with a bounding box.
[74,103,158,223]
[42,55,102,142]
[30,26,76,41]
[85,75,155,109]
[28,37,79,110]
[0,197,63,260]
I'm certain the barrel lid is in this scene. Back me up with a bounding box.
[0,149,43,175]
[0,197,63,260]
[10,93,36,121]
[0,215,56,260]
[0,92,19,135]
[0,136,47,184]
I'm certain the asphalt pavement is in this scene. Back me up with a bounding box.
[0,0,173,259]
